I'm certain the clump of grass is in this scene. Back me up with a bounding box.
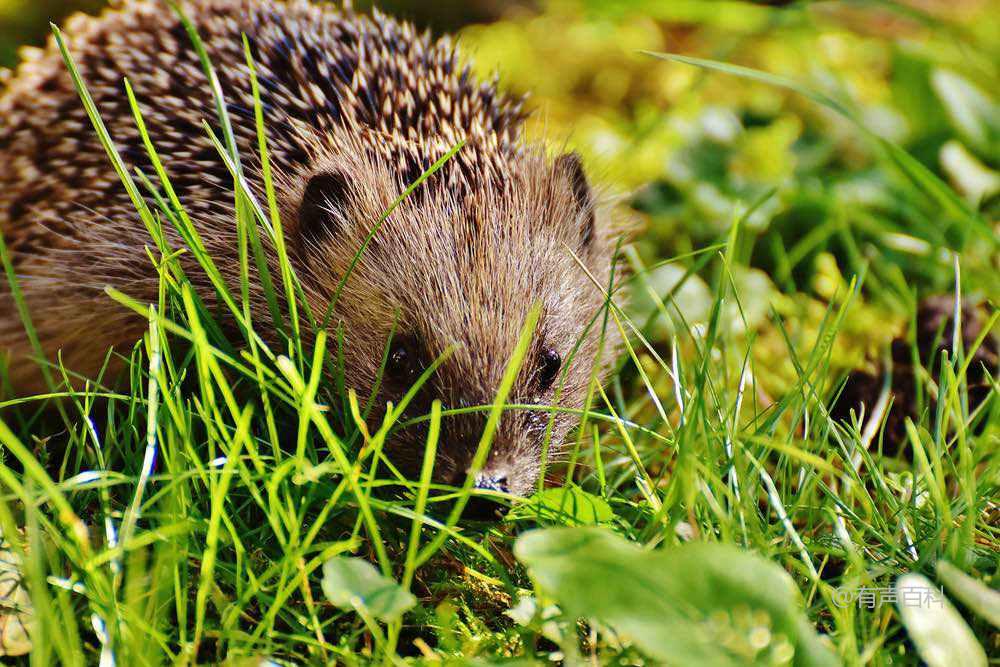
[0,3,996,665]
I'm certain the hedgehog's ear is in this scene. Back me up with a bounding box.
[555,152,595,250]
[297,171,350,244]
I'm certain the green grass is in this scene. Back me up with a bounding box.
[0,3,998,665]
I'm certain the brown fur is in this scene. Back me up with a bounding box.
[0,0,624,494]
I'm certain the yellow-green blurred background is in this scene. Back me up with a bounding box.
[2,0,998,391]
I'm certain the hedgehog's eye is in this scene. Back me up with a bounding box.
[538,348,562,391]
[387,337,423,384]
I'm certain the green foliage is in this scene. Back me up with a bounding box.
[937,561,1000,629]
[321,558,416,623]
[506,486,615,526]
[514,526,838,666]
[895,573,988,667]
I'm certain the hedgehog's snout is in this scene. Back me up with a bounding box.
[385,376,551,498]
[444,411,542,495]
[462,463,515,520]
[473,470,510,494]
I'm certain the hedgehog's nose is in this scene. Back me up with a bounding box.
[462,470,510,520]
[473,472,509,494]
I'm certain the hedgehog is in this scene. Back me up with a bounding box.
[0,0,624,496]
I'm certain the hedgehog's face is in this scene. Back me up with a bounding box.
[289,143,620,497]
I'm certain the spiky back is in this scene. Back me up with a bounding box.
[0,0,529,248]
[249,3,527,158]
[0,0,532,387]
[232,0,530,187]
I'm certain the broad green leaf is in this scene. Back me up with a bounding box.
[939,140,1000,203]
[896,573,986,667]
[930,69,999,159]
[515,527,838,667]
[937,561,1000,629]
[507,486,615,526]
[321,557,416,622]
